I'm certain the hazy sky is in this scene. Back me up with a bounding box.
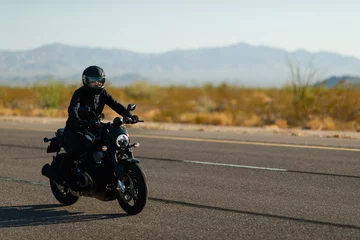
[1,0,360,57]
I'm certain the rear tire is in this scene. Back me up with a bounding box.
[50,180,79,206]
[117,163,148,215]
[49,153,79,206]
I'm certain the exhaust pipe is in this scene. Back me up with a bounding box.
[41,164,52,178]
[41,164,60,181]
[77,171,93,188]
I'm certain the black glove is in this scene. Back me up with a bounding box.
[131,115,139,122]
[123,115,139,124]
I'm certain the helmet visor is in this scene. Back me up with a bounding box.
[86,77,105,89]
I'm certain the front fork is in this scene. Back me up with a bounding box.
[112,151,138,181]
[112,152,139,193]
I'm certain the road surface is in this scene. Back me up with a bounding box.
[1,121,360,239]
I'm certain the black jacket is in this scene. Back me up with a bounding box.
[65,87,131,131]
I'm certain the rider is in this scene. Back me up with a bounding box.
[60,65,137,180]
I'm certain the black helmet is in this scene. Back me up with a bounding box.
[82,66,106,94]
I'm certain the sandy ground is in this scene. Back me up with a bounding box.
[1,115,360,140]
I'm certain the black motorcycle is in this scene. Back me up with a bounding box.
[41,104,148,215]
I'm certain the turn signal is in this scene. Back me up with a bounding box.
[133,142,140,148]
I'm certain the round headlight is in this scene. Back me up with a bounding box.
[116,134,129,148]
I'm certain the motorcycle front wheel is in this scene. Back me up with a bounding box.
[117,163,148,215]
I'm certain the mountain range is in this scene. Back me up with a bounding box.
[315,75,360,88]
[1,43,360,87]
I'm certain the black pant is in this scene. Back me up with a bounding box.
[60,127,86,179]
[63,127,86,160]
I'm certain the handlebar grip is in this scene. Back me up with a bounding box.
[123,117,132,124]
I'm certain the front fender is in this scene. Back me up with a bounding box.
[114,158,140,180]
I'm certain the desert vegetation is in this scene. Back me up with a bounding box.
[1,80,360,131]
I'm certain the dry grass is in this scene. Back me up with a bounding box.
[1,81,360,131]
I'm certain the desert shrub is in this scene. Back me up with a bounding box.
[34,81,65,109]
[2,80,360,130]
[123,81,159,101]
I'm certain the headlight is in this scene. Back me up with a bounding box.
[116,134,130,148]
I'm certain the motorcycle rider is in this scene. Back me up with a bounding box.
[60,65,138,181]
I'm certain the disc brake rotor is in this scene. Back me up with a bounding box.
[119,174,135,203]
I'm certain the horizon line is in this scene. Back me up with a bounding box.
[0,42,358,59]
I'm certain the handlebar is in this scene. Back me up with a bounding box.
[123,117,144,124]
[77,117,144,128]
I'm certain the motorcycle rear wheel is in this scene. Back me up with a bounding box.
[117,163,148,215]
[49,154,79,206]
[50,179,79,205]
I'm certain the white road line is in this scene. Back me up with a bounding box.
[132,134,360,152]
[180,159,288,172]
[0,176,47,185]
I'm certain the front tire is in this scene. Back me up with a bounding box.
[117,163,148,215]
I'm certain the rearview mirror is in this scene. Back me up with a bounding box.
[127,104,136,111]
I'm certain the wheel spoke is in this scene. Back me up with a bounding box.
[117,164,147,215]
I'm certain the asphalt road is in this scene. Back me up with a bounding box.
[1,122,360,239]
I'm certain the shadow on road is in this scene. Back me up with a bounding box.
[0,204,127,228]
[149,197,360,231]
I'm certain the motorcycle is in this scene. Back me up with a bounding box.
[41,104,148,215]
